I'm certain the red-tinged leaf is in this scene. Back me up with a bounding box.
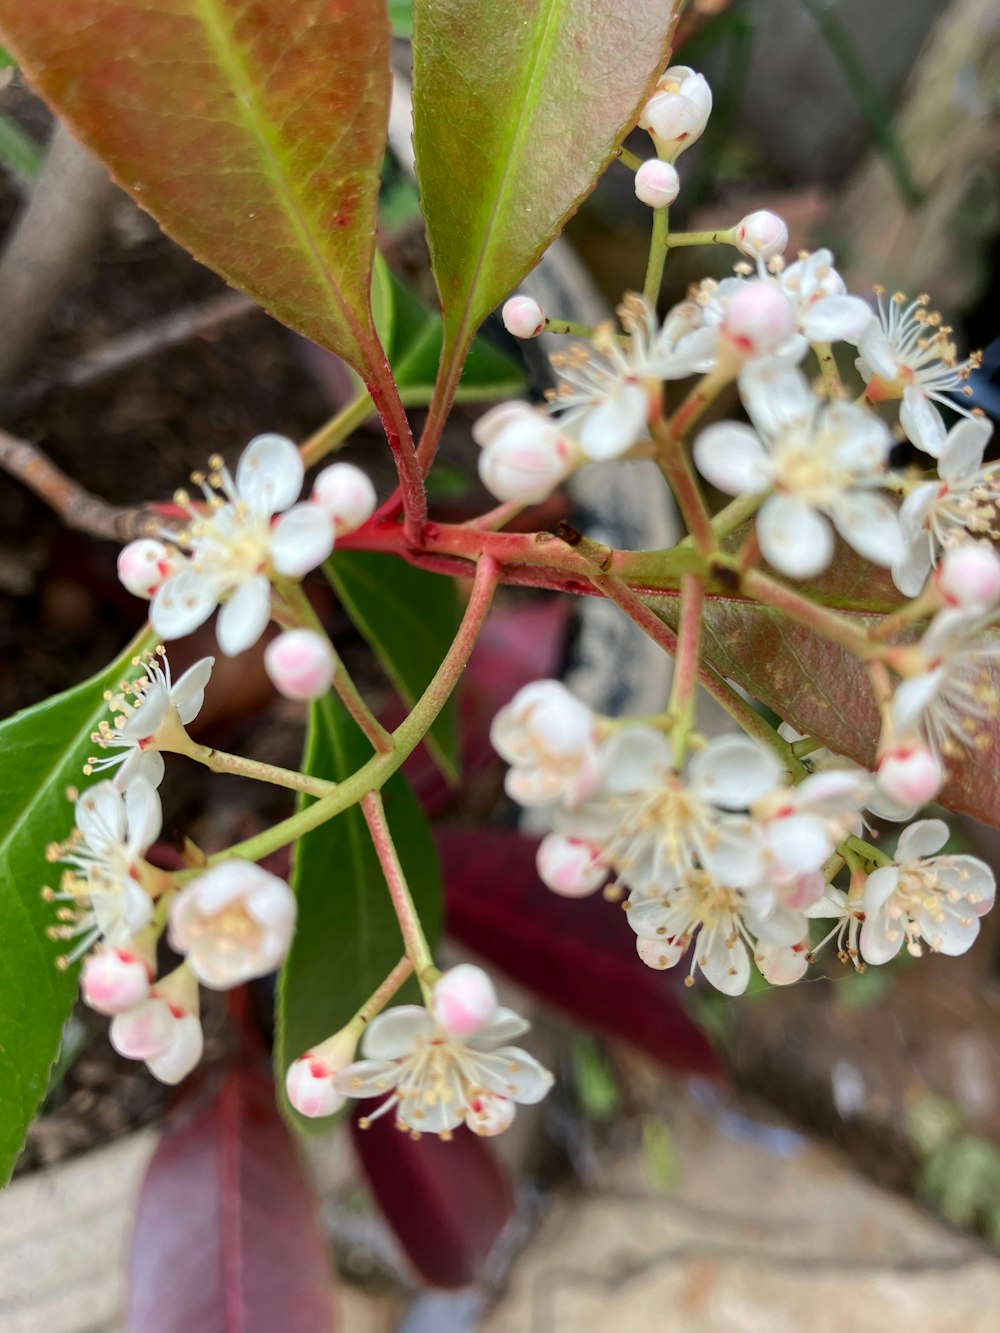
[0,0,389,377]
[350,1105,514,1288]
[128,1061,337,1333]
[412,0,680,369]
[441,827,720,1077]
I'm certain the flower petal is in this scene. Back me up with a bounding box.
[738,357,815,438]
[599,726,672,794]
[151,570,221,641]
[361,1006,435,1060]
[939,418,992,481]
[236,434,303,515]
[688,734,783,807]
[474,1047,554,1104]
[758,495,833,578]
[799,295,873,344]
[124,777,162,853]
[895,818,949,862]
[171,657,215,724]
[697,928,751,995]
[216,576,271,656]
[832,492,903,567]
[334,1059,403,1099]
[900,387,946,458]
[76,781,127,850]
[693,422,771,495]
[270,504,334,578]
[579,382,648,461]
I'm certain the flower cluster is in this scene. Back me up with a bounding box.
[491,681,996,995]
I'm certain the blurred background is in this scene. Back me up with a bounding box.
[0,0,999,1329]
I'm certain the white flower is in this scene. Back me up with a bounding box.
[117,539,181,600]
[874,741,943,810]
[264,629,335,701]
[546,295,713,461]
[501,295,545,339]
[334,1004,553,1138]
[81,935,155,1015]
[734,211,788,262]
[145,434,334,656]
[86,648,214,789]
[755,767,870,888]
[634,159,680,208]
[776,721,916,823]
[891,609,1000,760]
[473,402,577,503]
[168,861,297,989]
[776,249,873,347]
[805,886,864,965]
[46,778,161,962]
[892,418,998,596]
[109,966,203,1085]
[536,832,609,897]
[627,867,806,995]
[490,680,599,807]
[311,462,377,536]
[694,359,902,577]
[860,819,995,963]
[856,288,983,457]
[639,66,712,158]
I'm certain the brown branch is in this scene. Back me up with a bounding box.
[0,427,155,542]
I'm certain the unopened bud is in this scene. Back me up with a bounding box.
[311,462,377,536]
[720,280,795,357]
[285,1030,356,1118]
[81,945,153,1015]
[264,629,335,701]
[465,1092,516,1137]
[936,544,1000,612]
[475,405,575,504]
[117,539,174,599]
[755,940,809,986]
[536,833,607,897]
[876,743,943,807]
[109,967,203,1085]
[634,159,679,209]
[734,210,788,261]
[432,964,498,1038]
[640,66,712,158]
[501,295,545,339]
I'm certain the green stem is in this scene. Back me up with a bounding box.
[709,491,764,541]
[543,316,603,340]
[643,205,669,308]
[742,568,876,661]
[664,228,736,249]
[299,393,373,468]
[347,956,414,1034]
[181,740,337,798]
[618,146,644,172]
[362,792,438,1000]
[666,572,704,766]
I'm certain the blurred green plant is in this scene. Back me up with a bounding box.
[908,1091,1000,1242]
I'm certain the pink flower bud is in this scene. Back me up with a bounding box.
[264,629,335,701]
[634,159,680,208]
[311,462,377,536]
[286,1055,346,1119]
[936,544,1000,612]
[720,280,796,357]
[734,210,789,261]
[109,968,203,1086]
[465,1092,516,1137]
[639,67,712,158]
[501,295,545,339]
[476,408,575,504]
[432,964,498,1039]
[536,833,607,897]
[876,743,943,807]
[81,946,152,1015]
[117,539,174,599]
[755,940,809,986]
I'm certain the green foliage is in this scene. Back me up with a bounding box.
[571,1035,623,1122]
[276,695,442,1133]
[0,628,154,1183]
[908,1092,1000,1241]
[388,0,413,38]
[0,112,42,184]
[324,551,461,782]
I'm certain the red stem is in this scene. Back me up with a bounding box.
[363,363,427,542]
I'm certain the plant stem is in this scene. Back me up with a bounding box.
[618,146,643,171]
[299,393,373,468]
[179,741,337,797]
[363,365,427,543]
[812,342,842,398]
[650,416,715,557]
[643,205,669,307]
[274,577,393,755]
[348,956,414,1033]
[708,491,764,541]
[362,792,438,999]
[664,228,736,248]
[666,572,704,765]
[543,316,602,340]
[742,568,876,660]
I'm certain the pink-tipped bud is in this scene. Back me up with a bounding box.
[640,67,712,158]
[110,981,203,1086]
[501,295,545,339]
[476,408,574,504]
[117,539,174,599]
[311,462,377,536]
[432,964,498,1039]
[936,544,1000,612]
[81,947,152,1015]
[286,1054,346,1119]
[720,280,796,357]
[465,1092,516,1137]
[264,629,335,702]
[755,939,809,986]
[536,833,607,897]
[634,159,680,208]
[876,743,943,807]
[734,210,789,261]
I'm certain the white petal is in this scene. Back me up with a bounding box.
[756,940,809,986]
[578,383,648,461]
[120,682,170,741]
[738,358,815,438]
[831,492,904,567]
[948,857,996,915]
[116,749,165,792]
[171,657,215,724]
[900,387,946,458]
[151,570,221,641]
[693,423,771,495]
[236,434,303,515]
[758,495,833,578]
[857,322,898,380]
[701,820,767,889]
[361,1006,435,1060]
[474,1047,553,1104]
[827,402,893,472]
[766,813,832,877]
[333,1059,402,1099]
[651,324,719,378]
[688,734,782,808]
[891,669,944,734]
[147,1015,203,1085]
[698,929,751,996]
[939,418,992,481]
[467,1008,531,1050]
[892,539,933,598]
[76,782,126,850]
[270,504,334,577]
[599,726,672,793]
[800,295,873,344]
[918,904,980,956]
[472,401,534,449]
[216,576,272,656]
[124,777,162,853]
[895,818,949,862]
[745,904,809,947]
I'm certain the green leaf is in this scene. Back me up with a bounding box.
[324,550,461,783]
[388,0,413,38]
[0,0,392,377]
[0,626,154,1183]
[388,273,525,406]
[276,695,442,1133]
[0,110,43,185]
[412,0,679,367]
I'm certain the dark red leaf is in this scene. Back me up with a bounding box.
[350,1105,514,1288]
[128,1060,336,1333]
[441,826,720,1078]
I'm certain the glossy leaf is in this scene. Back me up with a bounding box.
[388,0,413,38]
[276,695,442,1132]
[127,1060,337,1332]
[0,626,154,1184]
[442,827,720,1076]
[412,0,679,362]
[350,1105,514,1287]
[324,550,462,782]
[0,0,391,376]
